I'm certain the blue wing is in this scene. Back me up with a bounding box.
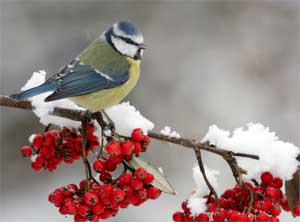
[44,64,129,102]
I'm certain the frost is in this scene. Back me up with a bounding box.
[160,126,180,138]
[20,71,154,133]
[202,123,300,180]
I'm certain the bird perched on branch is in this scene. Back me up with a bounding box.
[10,20,145,112]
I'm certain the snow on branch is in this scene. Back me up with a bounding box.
[202,123,300,180]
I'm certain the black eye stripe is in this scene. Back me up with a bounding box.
[111,33,140,47]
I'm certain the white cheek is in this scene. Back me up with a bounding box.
[111,36,138,58]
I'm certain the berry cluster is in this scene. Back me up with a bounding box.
[20,124,99,171]
[93,128,150,182]
[49,167,161,222]
[173,171,300,222]
[48,128,161,221]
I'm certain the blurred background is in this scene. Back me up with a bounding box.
[0,0,299,221]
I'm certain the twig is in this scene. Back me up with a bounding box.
[194,147,220,207]
[223,153,254,213]
[81,115,91,190]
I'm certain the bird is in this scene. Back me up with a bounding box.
[10,20,145,113]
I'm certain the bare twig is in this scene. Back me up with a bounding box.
[194,147,220,207]
[81,115,91,190]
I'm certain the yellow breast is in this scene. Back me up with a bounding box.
[71,57,140,112]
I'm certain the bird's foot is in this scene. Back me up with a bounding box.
[102,110,115,132]
[84,110,93,121]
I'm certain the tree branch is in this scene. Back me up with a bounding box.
[0,95,259,161]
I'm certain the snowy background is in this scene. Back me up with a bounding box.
[0,0,299,222]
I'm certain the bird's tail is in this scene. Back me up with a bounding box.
[10,82,57,100]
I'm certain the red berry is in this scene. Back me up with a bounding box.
[281,198,291,212]
[108,155,123,165]
[62,198,77,215]
[117,172,132,185]
[261,171,273,185]
[83,191,99,206]
[77,204,90,217]
[131,178,143,191]
[32,134,43,148]
[134,142,142,154]
[265,187,279,200]
[31,161,43,171]
[292,204,300,217]
[137,188,148,201]
[92,202,104,215]
[269,205,281,217]
[127,193,139,205]
[20,146,32,157]
[172,212,184,222]
[213,209,227,222]
[121,140,135,155]
[271,177,283,189]
[106,141,122,156]
[43,132,54,147]
[79,180,88,189]
[111,188,126,202]
[131,128,144,142]
[144,173,155,184]
[195,213,209,222]
[106,159,117,172]
[99,172,112,183]
[100,184,113,198]
[256,212,270,221]
[147,186,161,200]
[93,159,106,172]
[48,191,64,207]
[74,214,86,222]
[134,167,147,180]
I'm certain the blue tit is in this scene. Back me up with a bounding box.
[10,20,146,112]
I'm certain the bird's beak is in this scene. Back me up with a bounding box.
[139,43,146,49]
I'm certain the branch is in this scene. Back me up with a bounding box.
[194,147,220,207]
[0,95,259,160]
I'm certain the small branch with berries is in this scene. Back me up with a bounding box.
[0,95,259,199]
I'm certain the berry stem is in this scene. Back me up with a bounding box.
[194,147,221,207]
[81,114,91,190]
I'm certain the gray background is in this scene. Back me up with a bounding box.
[0,0,299,221]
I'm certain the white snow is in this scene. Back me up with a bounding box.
[20,71,154,134]
[188,164,219,216]
[187,196,207,217]
[30,154,38,162]
[160,126,180,138]
[21,71,83,128]
[202,123,300,180]
[105,102,154,137]
[28,134,36,143]
[158,167,164,175]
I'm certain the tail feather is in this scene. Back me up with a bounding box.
[10,82,57,100]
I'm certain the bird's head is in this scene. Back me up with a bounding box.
[103,20,145,60]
